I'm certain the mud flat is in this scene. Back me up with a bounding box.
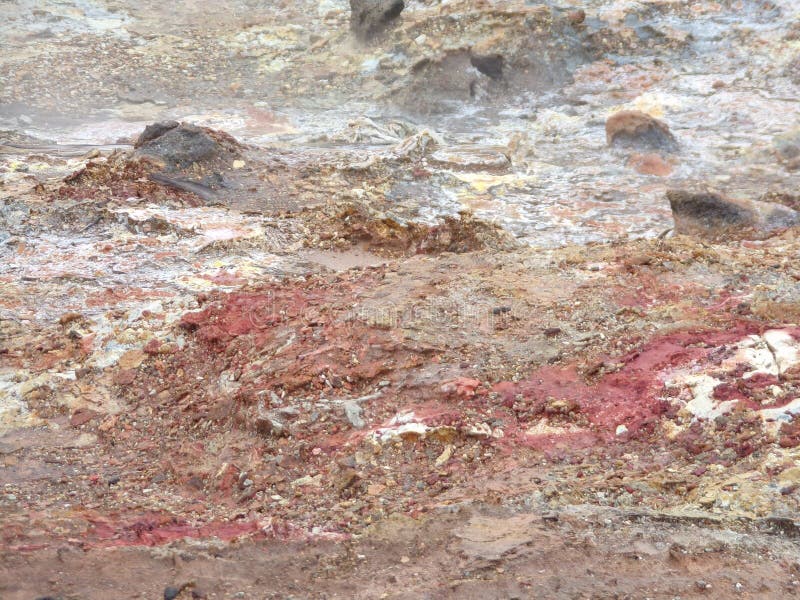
[2,1,800,598]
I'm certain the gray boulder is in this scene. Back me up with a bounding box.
[134,121,242,170]
[667,190,800,241]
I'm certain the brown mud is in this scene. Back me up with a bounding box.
[2,0,800,598]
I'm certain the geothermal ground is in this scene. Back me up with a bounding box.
[2,0,800,598]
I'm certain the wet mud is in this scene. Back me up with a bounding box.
[2,0,800,598]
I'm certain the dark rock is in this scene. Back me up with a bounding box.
[470,53,505,80]
[606,110,677,151]
[138,125,220,167]
[350,0,404,41]
[667,190,800,241]
[134,122,241,170]
[164,586,181,600]
[164,583,197,599]
[135,121,179,148]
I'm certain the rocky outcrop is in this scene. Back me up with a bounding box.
[606,110,677,152]
[134,122,242,171]
[134,121,180,148]
[667,190,800,240]
[350,0,404,42]
[396,6,587,113]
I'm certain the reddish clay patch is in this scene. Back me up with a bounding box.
[58,155,203,206]
[628,153,673,176]
[612,270,709,310]
[176,275,426,403]
[85,513,261,546]
[493,324,768,440]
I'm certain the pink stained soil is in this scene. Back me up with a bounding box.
[493,324,777,443]
[84,513,267,548]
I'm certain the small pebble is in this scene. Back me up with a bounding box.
[567,9,586,25]
[164,586,181,600]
